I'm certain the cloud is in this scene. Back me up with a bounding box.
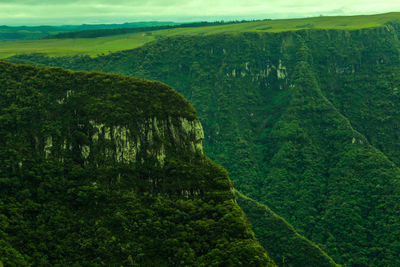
[0,0,400,25]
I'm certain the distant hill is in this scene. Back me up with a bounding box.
[44,21,248,39]
[0,21,178,41]
[2,12,400,58]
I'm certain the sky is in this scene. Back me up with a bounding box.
[1,0,400,25]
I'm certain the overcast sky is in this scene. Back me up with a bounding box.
[1,0,400,25]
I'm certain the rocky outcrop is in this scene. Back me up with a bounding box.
[42,116,204,167]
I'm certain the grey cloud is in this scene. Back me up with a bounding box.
[0,0,400,25]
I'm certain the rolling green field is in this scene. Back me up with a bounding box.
[1,12,400,58]
[0,32,156,58]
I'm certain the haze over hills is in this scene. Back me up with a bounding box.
[9,12,400,266]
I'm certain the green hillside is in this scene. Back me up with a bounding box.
[0,60,275,266]
[14,24,400,266]
[2,12,400,58]
[0,32,156,58]
[235,191,338,267]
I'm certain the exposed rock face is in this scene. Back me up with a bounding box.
[43,116,204,167]
[44,87,204,166]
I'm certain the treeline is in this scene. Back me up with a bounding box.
[44,20,258,39]
[0,22,178,41]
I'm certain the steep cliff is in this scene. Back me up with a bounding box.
[0,60,275,266]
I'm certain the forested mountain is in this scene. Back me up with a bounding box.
[12,22,400,266]
[0,60,276,266]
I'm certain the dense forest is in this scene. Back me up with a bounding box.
[0,60,277,266]
[13,24,400,266]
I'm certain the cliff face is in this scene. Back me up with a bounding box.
[43,116,204,167]
[0,60,275,266]
[0,60,202,167]
[14,25,400,266]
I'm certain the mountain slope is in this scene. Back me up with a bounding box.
[235,191,337,267]
[0,60,275,266]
